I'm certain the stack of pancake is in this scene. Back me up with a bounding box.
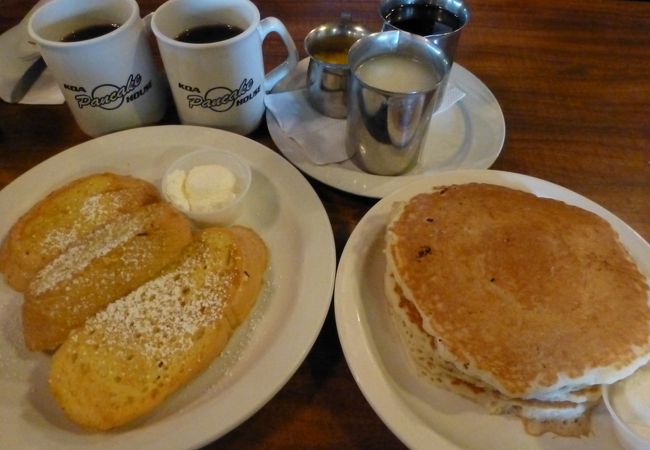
[385,183,650,436]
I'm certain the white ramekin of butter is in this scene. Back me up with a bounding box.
[162,148,251,225]
[603,364,650,450]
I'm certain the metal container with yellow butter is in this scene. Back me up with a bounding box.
[304,13,369,118]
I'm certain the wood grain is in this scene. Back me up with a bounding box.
[1,0,649,448]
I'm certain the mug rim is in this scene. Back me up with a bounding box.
[151,0,260,49]
[27,0,139,48]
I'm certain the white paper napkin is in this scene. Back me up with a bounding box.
[265,84,465,165]
[0,0,64,104]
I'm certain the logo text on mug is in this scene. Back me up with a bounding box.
[73,74,153,110]
[185,78,261,112]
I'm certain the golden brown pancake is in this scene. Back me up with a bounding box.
[385,183,650,435]
[385,272,598,436]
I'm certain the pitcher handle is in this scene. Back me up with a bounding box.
[257,17,299,92]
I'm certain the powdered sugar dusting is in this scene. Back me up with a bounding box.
[40,192,124,252]
[40,229,77,254]
[85,245,234,361]
[79,194,105,217]
[213,274,273,381]
[30,212,144,296]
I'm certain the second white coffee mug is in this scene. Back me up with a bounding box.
[151,0,299,135]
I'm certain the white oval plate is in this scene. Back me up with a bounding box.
[267,59,506,198]
[334,169,649,449]
[0,125,336,450]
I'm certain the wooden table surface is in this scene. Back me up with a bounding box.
[1,0,649,448]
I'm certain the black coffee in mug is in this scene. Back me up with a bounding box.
[384,3,461,35]
[175,24,244,43]
[61,23,120,42]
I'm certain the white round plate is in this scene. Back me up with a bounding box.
[266,58,506,198]
[0,125,336,450]
[334,169,650,450]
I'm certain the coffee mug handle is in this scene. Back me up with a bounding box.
[257,17,299,92]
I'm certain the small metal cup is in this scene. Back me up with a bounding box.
[345,31,450,175]
[379,0,469,65]
[304,14,369,118]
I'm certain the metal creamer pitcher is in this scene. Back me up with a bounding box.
[304,13,369,118]
[345,31,450,175]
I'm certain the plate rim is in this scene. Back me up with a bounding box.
[334,169,649,450]
[266,60,506,199]
[0,125,337,450]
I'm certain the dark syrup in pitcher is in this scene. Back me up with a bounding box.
[385,4,461,36]
[175,24,244,44]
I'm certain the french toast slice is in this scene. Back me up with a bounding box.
[48,226,268,430]
[22,202,192,351]
[0,173,159,292]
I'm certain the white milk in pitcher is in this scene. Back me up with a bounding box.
[353,54,440,93]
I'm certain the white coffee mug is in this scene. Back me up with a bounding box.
[28,0,167,137]
[151,0,299,135]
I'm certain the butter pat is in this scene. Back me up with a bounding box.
[610,365,650,441]
[164,169,191,212]
[162,148,251,225]
[164,165,237,214]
